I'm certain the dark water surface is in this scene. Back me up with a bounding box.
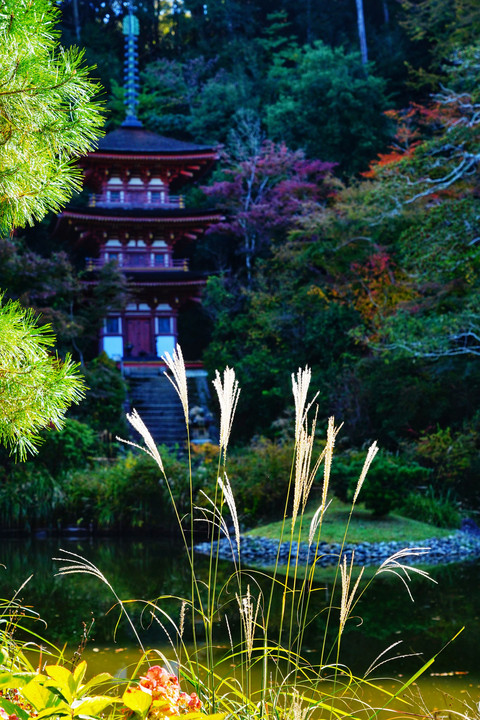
[0,535,479,706]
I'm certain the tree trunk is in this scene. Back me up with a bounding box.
[355,0,368,66]
[72,0,81,41]
[383,0,390,25]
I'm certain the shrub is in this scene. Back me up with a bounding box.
[36,418,98,476]
[220,438,294,523]
[74,352,128,442]
[414,425,480,499]
[61,450,193,532]
[399,486,461,529]
[333,448,431,516]
[0,463,63,531]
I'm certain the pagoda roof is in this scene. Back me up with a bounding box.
[58,207,221,235]
[62,206,220,221]
[94,126,215,156]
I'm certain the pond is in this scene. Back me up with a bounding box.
[0,535,479,709]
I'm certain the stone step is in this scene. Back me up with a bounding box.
[126,373,186,448]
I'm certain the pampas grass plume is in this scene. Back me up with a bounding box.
[213,366,240,456]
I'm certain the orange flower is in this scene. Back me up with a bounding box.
[139,666,202,717]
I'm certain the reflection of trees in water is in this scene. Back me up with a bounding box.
[0,537,191,644]
[0,538,477,674]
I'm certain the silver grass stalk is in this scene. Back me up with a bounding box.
[293,409,331,526]
[179,600,187,640]
[305,418,341,544]
[292,366,318,444]
[352,441,379,505]
[236,585,260,662]
[364,640,421,677]
[197,490,240,567]
[225,614,235,655]
[302,449,324,513]
[198,490,232,538]
[307,416,342,514]
[375,548,436,601]
[308,498,332,547]
[150,613,177,656]
[54,548,145,653]
[218,473,241,557]
[292,420,315,527]
[162,345,189,426]
[322,416,338,502]
[213,367,240,456]
[292,366,311,444]
[289,690,310,720]
[301,409,323,511]
[117,408,164,475]
[339,552,364,635]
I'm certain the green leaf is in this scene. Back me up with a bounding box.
[0,697,30,720]
[72,660,87,690]
[36,706,72,720]
[0,672,15,688]
[80,672,113,697]
[122,687,152,718]
[72,695,116,717]
[21,677,54,711]
[45,665,75,703]
[0,671,35,689]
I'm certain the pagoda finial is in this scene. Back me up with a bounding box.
[121,3,142,128]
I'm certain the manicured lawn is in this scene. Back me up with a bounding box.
[246,496,454,544]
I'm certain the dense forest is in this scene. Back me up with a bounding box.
[2,0,480,529]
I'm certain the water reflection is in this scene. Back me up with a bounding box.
[0,536,478,681]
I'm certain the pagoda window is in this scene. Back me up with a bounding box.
[155,311,175,357]
[105,316,121,334]
[122,252,148,267]
[102,316,123,359]
[127,177,146,204]
[156,316,172,334]
[122,239,151,267]
[131,253,148,267]
[149,190,165,204]
[106,177,124,204]
[154,253,168,267]
[148,179,166,205]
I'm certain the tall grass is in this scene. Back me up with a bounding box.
[56,346,445,718]
[0,346,456,720]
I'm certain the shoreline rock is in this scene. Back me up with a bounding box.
[194,528,480,568]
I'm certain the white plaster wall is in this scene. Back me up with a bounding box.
[156,335,175,357]
[103,336,124,359]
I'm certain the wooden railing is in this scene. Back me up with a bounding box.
[86,256,189,271]
[88,193,185,209]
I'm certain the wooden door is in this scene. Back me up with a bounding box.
[125,318,152,356]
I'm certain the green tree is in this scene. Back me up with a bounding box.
[0,235,128,362]
[0,0,104,232]
[0,298,85,459]
[399,0,480,88]
[0,0,104,458]
[265,41,390,175]
[348,47,480,360]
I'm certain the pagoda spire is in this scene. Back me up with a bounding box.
[121,2,142,127]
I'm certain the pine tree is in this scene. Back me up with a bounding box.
[0,0,104,232]
[0,297,85,459]
[0,0,103,456]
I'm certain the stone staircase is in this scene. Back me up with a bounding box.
[126,370,187,448]
[125,366,214,449]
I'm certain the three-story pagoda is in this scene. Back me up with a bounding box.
[56,9,219,364]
